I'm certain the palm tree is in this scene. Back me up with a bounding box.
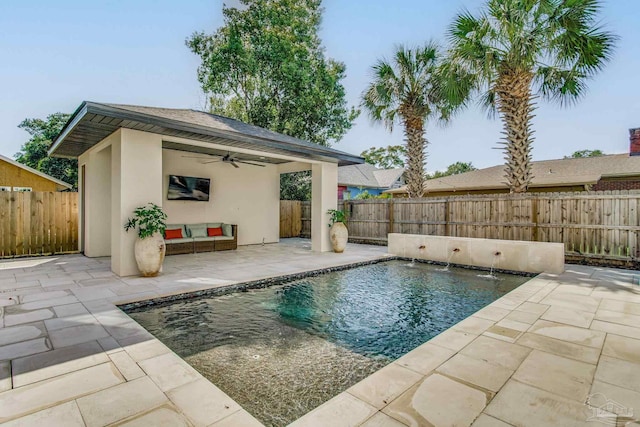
[446,0,616,193]
[362,43,453,198]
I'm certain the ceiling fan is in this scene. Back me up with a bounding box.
[181,152,265,168]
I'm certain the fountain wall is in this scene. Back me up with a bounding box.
[387,234,564,274]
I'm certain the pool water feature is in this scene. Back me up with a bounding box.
[127,260,529,426]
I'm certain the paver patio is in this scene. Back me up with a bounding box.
[0,239,639,426]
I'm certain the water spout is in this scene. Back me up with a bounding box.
[437,248,460,272]
[478,250,501,279]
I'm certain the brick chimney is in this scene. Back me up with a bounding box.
[631,128,640,156]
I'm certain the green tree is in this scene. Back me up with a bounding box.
[447,0,616,193]
[186,0,358,147]
[566,149,605,158]
[280,172,311,201]
[360,145,406,169]
[15,113,76,189]
[362,43,456,198]
[427,161,476,179]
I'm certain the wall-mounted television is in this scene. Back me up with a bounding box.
[167,175,210,201]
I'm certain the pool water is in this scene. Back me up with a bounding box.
[127,260,529,426]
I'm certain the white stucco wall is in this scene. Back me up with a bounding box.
[79,133,117,257]
[388,234,565,274]
[162,148,280,246]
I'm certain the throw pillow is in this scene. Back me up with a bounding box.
[222,223,233,237]
[188,224,207,238]
[165,229,183,240]
[207,227,223,237]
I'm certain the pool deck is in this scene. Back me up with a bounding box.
[0,239,639,426]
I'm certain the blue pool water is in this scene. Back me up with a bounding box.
[127,260,528,426]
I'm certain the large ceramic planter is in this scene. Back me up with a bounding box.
[134,232,166,277]
[330,222,348,253]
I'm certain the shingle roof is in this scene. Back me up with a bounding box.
[0,154,72,189]
[373,168,406,188]
[387,154,640,194]
[338,163,404,188]
[49,102,364,166]
[104,103,336,153]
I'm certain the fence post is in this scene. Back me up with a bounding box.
[531,197,539,241]
[388,199,394,235]
[444,199,450,236]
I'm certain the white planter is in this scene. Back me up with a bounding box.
[134,232,166,277]
[330,222,348,253]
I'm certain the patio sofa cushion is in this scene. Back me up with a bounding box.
[207,222,222,229]
[222,223,233,237]
[193,236,234,242]
[166,224,187,236]
[164,228,183,239]
[187,224,207,238]
[207,227,223,237]
[164,237,193,244]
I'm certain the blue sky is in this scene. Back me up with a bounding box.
[0,0,638,171]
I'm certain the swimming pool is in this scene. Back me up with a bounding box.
[127,260,529,426]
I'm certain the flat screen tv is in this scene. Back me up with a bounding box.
[167,175,210,201]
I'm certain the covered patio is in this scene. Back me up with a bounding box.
[49,102,363,276]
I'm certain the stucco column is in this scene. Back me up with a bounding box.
[311,162,338,252]
[111,129,163,276]
[82,145,112,257]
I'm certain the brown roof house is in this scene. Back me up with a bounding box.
[387,128,640,197]
[0,154,72,192]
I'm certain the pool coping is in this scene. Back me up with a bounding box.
[119,257,536,312]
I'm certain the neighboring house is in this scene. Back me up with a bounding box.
[387,128,640,197]
[0,154,72,192]
[338,163,404,200]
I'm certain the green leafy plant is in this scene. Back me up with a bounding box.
[124,203,167,239]
[186,0,358,147]
[327,209,347,227]
[354,190,372,200]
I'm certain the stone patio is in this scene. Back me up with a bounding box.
[1,239,639,426]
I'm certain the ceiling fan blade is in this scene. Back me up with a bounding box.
[203,160,223,164]
[236,160,266,167]
[183,153,224,159]
[230,161,240,168]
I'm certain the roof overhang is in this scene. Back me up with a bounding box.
[49,102,364,166]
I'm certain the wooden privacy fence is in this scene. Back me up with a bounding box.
[280,200,302,238]
[0,192,79,257]
[287,190,640,258]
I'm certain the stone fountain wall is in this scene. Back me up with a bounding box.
[387,234,564,274]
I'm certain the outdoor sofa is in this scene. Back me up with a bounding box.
[164,223,237,255]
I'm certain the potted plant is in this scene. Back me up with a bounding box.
[328,209,348,253]
[124,203,167,277]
